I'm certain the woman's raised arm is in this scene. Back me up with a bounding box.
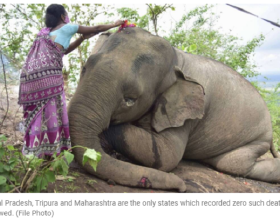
[77,20,124,35]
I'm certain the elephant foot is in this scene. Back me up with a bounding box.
[246,158,280,183]
[203,141,280,183]
[170,175,187,192]
[149,173,187,192]
[179,182,188,192]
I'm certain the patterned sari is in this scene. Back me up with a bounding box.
[19,28,71,157]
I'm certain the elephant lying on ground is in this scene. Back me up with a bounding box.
[68,27,280,192]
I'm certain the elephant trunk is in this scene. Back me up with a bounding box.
[68,81,186,192]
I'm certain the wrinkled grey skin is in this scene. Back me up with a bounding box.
[68,27,280,192]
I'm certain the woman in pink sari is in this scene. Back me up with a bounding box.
[18,4,124,157]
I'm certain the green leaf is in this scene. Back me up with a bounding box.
[0,162,4,172]
[9,175,16,182]
[35,175,48,192]
[7,158,18,170]
[0,135,7,142]
[25,155,44,169]
[0,185,6,192]
[82,149,101,171]
[88,160,98,172]
[45,170,55,183]
[52,153,57,159]
[13,151,20,156]
[60,160,69,176]
[25,154,35,160]
[6,184,14,192]
[8,157,18,164]
[51,160,61,171]
[63,151,74,165]
[0,148,4,159]
[83,148,101,162]
[0,176,6,185]
[82,154,89,166]
[0,170,10,179]
[188,44,197,52]
[3,165,11,171]
[51,159,69,176]
[7,145,15,151]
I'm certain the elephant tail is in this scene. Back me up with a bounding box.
[270,141,280,159]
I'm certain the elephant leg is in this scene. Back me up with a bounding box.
[103,122,190,172]
[203,141,280,182]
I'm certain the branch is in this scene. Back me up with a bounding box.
[0,51,9,132]
[146,4,154,14]
[11,4,40,27]
[20,167,31,190]
[17,149,27,173]
[7,178,21,193]
[0,50,22,70]
[12,106,21,143]
[8,186,21,193]
[21,169,38,192]
[161,4,173,14]
[155,4,167,16]
[40,5,46,28]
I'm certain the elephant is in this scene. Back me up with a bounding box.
[68,27,280,192]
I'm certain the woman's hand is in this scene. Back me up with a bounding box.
[114,20,124,26]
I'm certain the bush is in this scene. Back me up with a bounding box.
[0,134,101,193]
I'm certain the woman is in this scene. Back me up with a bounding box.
[18,4,124,157]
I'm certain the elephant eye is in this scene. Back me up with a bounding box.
[124,98,136,107]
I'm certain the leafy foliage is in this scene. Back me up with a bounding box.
[146,4,175,35]
[0,4,45,69]
[0,134,21,192]
[0,134,101,192]
[117,7,149,29]
[117,4,175,35]
[164,4,265,79]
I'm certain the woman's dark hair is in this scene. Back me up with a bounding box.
[45,4,66,28]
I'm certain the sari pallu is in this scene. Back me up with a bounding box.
[19,28,71,157]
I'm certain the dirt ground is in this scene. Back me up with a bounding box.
[1,84,280,193]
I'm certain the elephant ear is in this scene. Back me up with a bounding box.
[152,66,205,133]
[90,32,111,55]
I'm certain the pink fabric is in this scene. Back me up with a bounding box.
[38,27,51,36]
[64,15,70,24]
[18,28,64,105]
[22,91,71,157]
[20,27,72,157]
